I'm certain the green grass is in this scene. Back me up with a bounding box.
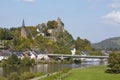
[65,66,120,80]
[39,68,71,80]
[34,72,45,77]
[39,72,62,80]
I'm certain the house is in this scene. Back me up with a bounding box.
[32,49,49,60]
[23,51,36,59]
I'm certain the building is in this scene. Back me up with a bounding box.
[21,20,28,38]
[57,17,65,32]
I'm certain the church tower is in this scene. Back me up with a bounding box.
[21,20,28,38]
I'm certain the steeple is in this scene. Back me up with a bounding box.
[22,19,25,28]
[21,19,28,38]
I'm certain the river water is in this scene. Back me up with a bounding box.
[30,60,107,74]
[0,60,107,77]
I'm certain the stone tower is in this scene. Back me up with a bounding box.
[57,17,65,32]
[21,20,28,38]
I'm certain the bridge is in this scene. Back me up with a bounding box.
[48,54,108,59]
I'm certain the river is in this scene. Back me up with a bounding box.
[0,60,107,77]
[30,60,107,74]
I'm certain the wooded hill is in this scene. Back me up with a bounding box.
[0,18,92,54]
[92,37,120,50]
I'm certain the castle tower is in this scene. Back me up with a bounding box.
[57,17,65,32]
[21,20,28,38]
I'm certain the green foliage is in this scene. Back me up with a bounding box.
[53,31,74,54]
[27,26,37,36]
[54,47,70,54]
[0,76,7,80]
[61,68,71,73]
[56,31,74,47]
[40,68,71,80]
[75,37,92,54]
[34,72,44,77]
[20,72,34,80]
[3,54,35,69]
[89,51,103,56]
[92,37,120,50]
[106,53,120,73]
[0,28,13,40]
[20,57,35,66]
[47,20,58,29]
[1,54,36,79]
[8,72,20,80]
[36,23,48,33]
[1,19,92,55]
[3,54,20,67]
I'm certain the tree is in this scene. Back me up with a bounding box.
[106,53,120,73]
[75,37,92,54]
[8,72,20,80]
[5,54,20,67]
[47,20,58,29]
[0,28,13,40]
[20,57,35,66]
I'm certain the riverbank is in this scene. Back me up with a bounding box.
[64,66,120,80]
[30,68,71,80]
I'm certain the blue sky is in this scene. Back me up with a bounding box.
[0,0,120,43]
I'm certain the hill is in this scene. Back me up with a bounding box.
[0,18,92,54]
[92,37,120,50]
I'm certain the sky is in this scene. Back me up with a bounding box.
[0,0,120,43]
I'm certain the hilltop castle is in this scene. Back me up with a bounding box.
[57,17,65,32]
[47,17,65,35]
[20,17,64,40]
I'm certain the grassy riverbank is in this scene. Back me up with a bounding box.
[65,66,120,80]
[38,68,71,80]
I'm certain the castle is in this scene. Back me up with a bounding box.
[21,17,65,40]
[57,17,65,32]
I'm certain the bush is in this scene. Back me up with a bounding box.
[20,72,34,80]
[20,57,35,66]
[106,53,120,74]
[89,51,103,56]
[34,72,44,77]
[8,72,20,80]
[0,76,7,80]
[62,68,71,73]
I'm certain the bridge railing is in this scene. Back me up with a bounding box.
[48,54,108,59]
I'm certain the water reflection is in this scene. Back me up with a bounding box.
[2,66,30,77]
[31,60,107,74]
[0,60,107,77]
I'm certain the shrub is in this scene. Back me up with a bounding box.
[0,76,7,80]
[8,72,20,80]
[20,72,34,80]
[106,53,120,73]
[62,68,71,73]
[20,57,35,66]
[34,72,44,77]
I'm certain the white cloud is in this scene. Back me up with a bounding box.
[103,11,120,24]
[22,0,36,3]
[108,3,120,9]
[108,0,120,9]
